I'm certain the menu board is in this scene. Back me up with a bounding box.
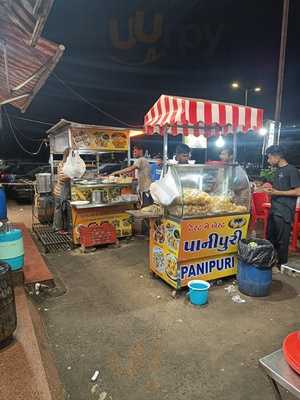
[71,127,129,151]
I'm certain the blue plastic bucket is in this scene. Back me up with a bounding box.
[0,229,24,271]
[188,280,210,306]
[237,260,272,297]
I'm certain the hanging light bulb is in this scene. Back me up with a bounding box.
[259,128,267,136]
[215,136,225,148]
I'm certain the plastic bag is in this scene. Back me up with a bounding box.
[63,150,86,179]
[150,169,179,206]
[238,239,276,269]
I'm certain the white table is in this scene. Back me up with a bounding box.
[259,349,300,399]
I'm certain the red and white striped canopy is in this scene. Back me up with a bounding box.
[144,94,264,137]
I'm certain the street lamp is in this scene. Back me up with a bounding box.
[231,82,262,106]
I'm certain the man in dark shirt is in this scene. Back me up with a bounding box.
[264,145,300,268]
[175,144,191,164]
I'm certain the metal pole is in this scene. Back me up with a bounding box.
[245,89,248,106]
[96,153,100,174]
[163,127,168,175]
[127,139,131,166]
[49,153,54,187]
[261,134,266,169]
[233,132,237,163]
[274,0,290,144]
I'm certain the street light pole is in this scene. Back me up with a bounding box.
[274,0,290,144]
[245,89,248,106]
[231,83,261,106]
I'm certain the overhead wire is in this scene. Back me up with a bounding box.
[4,108,46,156]
[53,72,143,129]
[11,123,46,142]
[6,114,53,126]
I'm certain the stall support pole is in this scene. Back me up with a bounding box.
[49,153,54,178]
[96,153,100,174]
[127,142,131,166]
[233,132,237,163]
[163,128,168,175]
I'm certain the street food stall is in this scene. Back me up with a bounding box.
[47,120,137,245]
[143,94,264,289]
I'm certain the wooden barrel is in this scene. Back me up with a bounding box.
[0,263,17,348]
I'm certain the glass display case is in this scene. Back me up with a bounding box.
[167,164,250,219]
[71,177,134,203]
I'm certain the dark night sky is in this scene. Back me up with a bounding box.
[2,0,300,161]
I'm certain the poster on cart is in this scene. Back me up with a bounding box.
[71,127,129,151]
[149,214,250,288]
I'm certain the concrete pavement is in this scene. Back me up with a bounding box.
[33,238,300,400]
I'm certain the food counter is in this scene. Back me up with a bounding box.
[149,164,251,289]
[47,120,138,245]
[70,178,137,244]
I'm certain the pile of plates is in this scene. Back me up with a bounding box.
[70,201,89,206]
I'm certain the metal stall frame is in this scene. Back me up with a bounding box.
[47,119,131,181]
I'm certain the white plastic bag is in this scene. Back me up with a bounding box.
[150,169,179,206]
[63,150,86,179]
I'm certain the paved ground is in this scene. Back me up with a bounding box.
[8,200,32,228]
[31,239,300,400]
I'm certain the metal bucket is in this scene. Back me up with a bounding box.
[92,190,104,204]
[37,194,54,224]
[36,173,52,194]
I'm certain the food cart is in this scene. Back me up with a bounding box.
[143,94,264,289]
[47,120,137,245]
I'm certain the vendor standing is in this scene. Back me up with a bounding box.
[151,155,163,181]
[53,148,71,234]
[175,144,191,164]
[219,148,233,164]
[263,145,300,269]
[112,144,152,207]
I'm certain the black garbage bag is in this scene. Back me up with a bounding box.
[238,239,277,269]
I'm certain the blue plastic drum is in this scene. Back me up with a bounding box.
[237,260,272,297]
[0,229,24,271]
[0,186,7,220]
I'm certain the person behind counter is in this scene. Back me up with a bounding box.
[175,144,191,164]
[219,148,233,164]
[53,148,71,234]
[263,145,300,270]
[111,144,153,207]
[151,154,163,182]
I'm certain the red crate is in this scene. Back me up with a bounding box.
[79,222,117,248]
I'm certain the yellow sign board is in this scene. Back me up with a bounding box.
[179,254,238,287]
[72,208,132,244]
[149,214,250,289]
[71,127,129,151]
[179,214,250,261]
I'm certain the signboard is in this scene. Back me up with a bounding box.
[266,120,276,148]
[71,127,129,151]
[179,254,238,286]
[149,215,249,288]
[149,219,181,289]
[179,214,249,261]
[183,135,207,149]
[71,208,132,244]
